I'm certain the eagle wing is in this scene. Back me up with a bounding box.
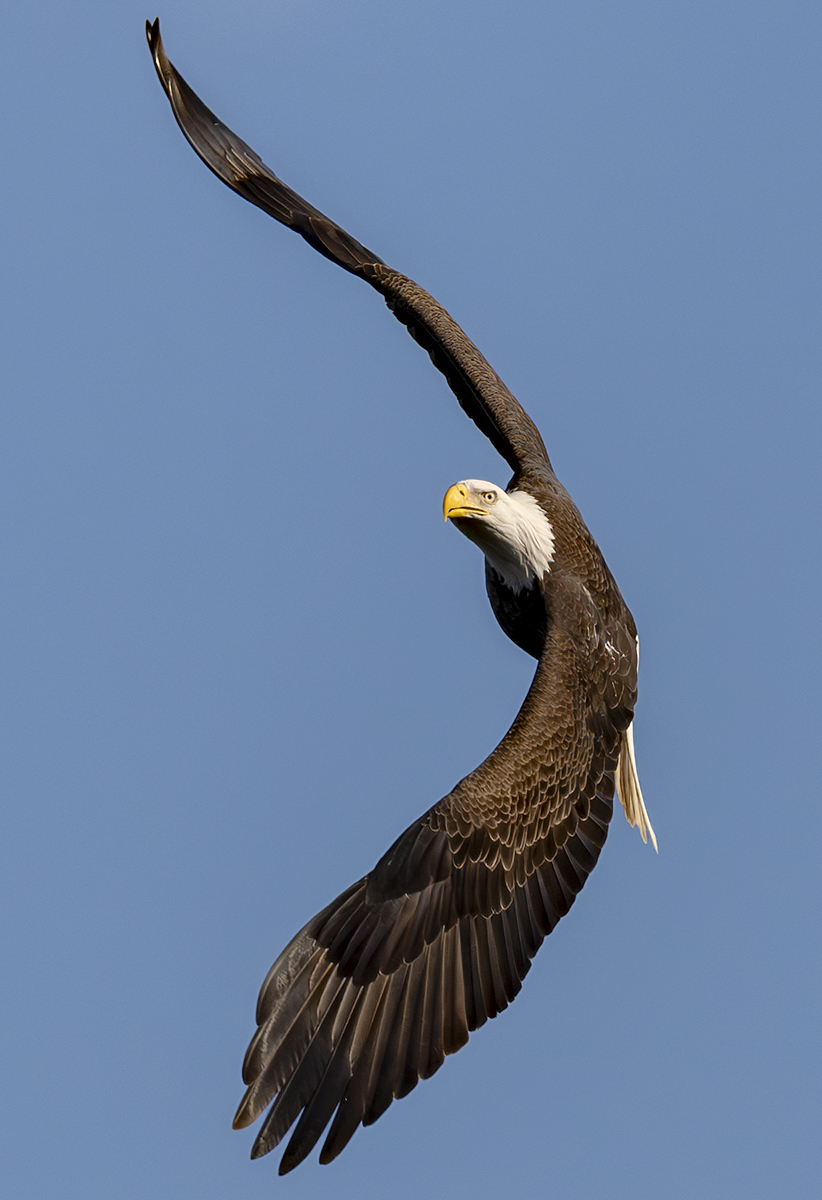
[146,19,550,476]
[232,583,637,1173]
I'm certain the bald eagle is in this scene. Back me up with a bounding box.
[147,19,656,1175]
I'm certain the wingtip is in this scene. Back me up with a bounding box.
[317,1136,346,1167]
[233,1089,259,1131]
[250,1129,270,1160]
[277,1129,309,1174]
[145,17,170,87]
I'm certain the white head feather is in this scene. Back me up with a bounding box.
[445,479,555,593]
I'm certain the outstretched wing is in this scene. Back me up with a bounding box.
[233,593,634,1173]
[146,19,550,476]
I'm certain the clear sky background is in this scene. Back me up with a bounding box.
[2,2,820,1197]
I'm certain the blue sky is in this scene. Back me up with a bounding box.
[2,2,820,1197]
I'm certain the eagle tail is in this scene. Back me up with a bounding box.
[616,723,657,851]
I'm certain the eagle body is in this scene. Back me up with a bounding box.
[486,563,548,659]
[146,19,656,1175]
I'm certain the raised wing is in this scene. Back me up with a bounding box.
[146,19,550,476]
[232,593,632,1172]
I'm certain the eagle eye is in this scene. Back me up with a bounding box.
[483,491,497,504]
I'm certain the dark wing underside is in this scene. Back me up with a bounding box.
[232,589,636,1173]
[146,19,550,476]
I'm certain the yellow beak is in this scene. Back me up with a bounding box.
[443,483,484,521]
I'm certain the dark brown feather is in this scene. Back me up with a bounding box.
[228,614,627,1172]
[145,19,644,1174]
[145,19,549,476]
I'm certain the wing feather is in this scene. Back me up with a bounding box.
[230,614,623,1171]
[146,19,549,476]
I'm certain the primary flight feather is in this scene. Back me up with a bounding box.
[146,18,656,1175]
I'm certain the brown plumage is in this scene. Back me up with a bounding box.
[146,19,654,1174]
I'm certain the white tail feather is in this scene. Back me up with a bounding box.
[616,723,657,852]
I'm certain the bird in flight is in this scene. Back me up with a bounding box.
[147,18,656,1175]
